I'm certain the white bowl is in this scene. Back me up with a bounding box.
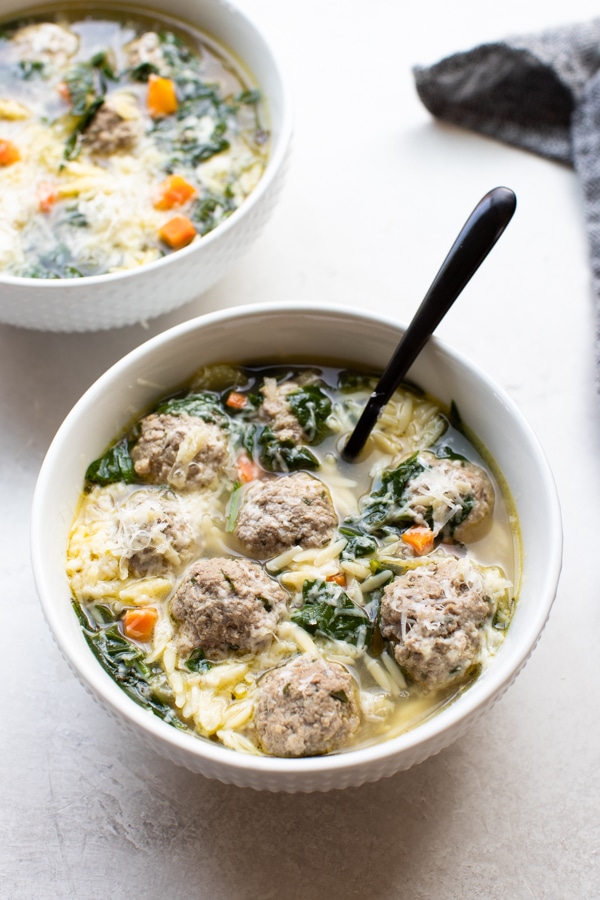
[31,303,562,791]
[0,0,292,331]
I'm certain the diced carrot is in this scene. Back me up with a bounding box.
[37,181,58,213]
[56,81,71,102]
[152,174,197,210]
[0,139,20,166]
[147,75,178,117]
[226,391,248,410]
[159,215,197,249]
[326,572,347,587]
[237,452,259,483]
[401,525,435,555]
[123,607,158,642]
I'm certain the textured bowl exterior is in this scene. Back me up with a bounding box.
[31,303,563,791]
[0,0,292,331]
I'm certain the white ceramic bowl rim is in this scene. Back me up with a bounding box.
[31,302,563,781]
[0,0,294,289]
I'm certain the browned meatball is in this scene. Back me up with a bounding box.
[82,104,140,155]
[259,378,305,443]
[380,555,494,688]
[126,31,167,73]
[254,655,360,757]
[170,557,288,659]
[405,451,495,543]
[131,413,229,491]
[120,488,198,578]
[234,472,337,558]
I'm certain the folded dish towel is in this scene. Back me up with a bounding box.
[414,20,600,377]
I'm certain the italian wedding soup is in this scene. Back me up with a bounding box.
[67,363,520,758]
[0,8,269,277]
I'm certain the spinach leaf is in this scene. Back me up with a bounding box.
[190,186,236,236]
[155,391,228,427]
[354,452,425,534]
[73,601,185,727]
[17,59,45,80]
[62,51,116,159]
[291,578,373,646]
[85,437,137,486]
[337,370,378,393]
[129,60,160,82]
[338,526,377,559]
[185,647,214,673]
[286,384,331,444]
[258,427,319,472]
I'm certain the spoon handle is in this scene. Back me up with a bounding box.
[342,186,516,461]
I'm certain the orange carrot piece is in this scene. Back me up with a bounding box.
[326,572,347,587]
[37,182,58,213]
[159,215,197,249]
[401,525,435,555]
[153,174,197,210]
[237,452,259,483]
[56,81,71,102]
[226,391,248,410]
[123,607,158,642]
[147,75,178,117]
[0,139,20,166]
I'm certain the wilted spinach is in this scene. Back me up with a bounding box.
[291,579,373,647]
[287,384,332,443]
[258,427,319,472]
[155,391,229,427]
[85,437,136,486]
[73,600,185,727]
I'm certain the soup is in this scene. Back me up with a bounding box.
[66,363,520,758]
[0,8,269,278]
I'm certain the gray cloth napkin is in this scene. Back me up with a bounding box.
[414,20,600,380]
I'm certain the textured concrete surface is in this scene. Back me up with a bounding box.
[2,0,600,897]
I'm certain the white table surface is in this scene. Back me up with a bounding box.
[2,0,599,897]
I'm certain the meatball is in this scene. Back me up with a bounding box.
[234,472,337,558]
[131,413,229,491]
[12,23,78,69]
[82,105,140,155]
[405,451,495,543]
[254,655,360,757]
[380,555,493,688]
[119,488,198,578]
[259,378,305,443]
[170,557,288,659]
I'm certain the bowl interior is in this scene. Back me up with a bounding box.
[32,304,562,787]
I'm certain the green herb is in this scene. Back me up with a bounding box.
[235,89,261,105]
[226,482,243,532]
[354,452,425,534]
[62,51,116,159]
[185,647,214,673]
[85,437,137,486]
[291,578,373,646]
[338,526,377,559]
[17,59,45,79]
[155,391,228,427]
[258,427,319,472]
[129,60,160,82]
[287,384,332,443]
[337,370,378,393]
[329,689,349,703]
[73,601,184,726]
[190,186,237,236]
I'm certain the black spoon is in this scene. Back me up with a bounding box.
[341,186,517,462]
